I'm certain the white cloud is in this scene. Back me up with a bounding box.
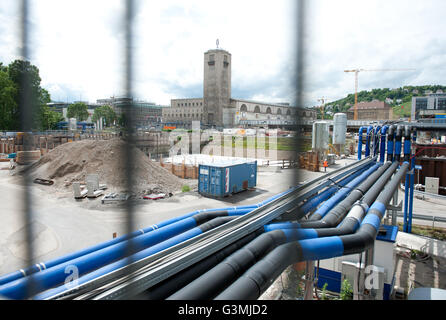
[0,0,445,108]
[304,0,446,105]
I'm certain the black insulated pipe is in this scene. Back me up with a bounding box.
[133,228,264,300]
[277,161,375,223]
[170,162,399,300]
[214,163,408,300]
[395,125,403,162]
[300,162,392,225]
[403,125,411,162]
[193,211,238,225]
[198,216,238,232]
[166,229,289,300]
[387,125,395,162]
[361,162,399,205]
[315,162,398,237]
[341,161,409,255]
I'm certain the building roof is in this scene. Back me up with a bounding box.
[231,98,314,110]
[347,100,392,111]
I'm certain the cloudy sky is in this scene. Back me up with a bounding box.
[0,0,445,107]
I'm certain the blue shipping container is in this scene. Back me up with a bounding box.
[198,161,257,197]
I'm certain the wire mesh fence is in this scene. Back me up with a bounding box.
[1,0,305,300]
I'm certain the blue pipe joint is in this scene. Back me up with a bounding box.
[373,126,381,157]
[358,126,367,160]
[387,132,395,162]
[365,126,373,157]
[379,125,389,162]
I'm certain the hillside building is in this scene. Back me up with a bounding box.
[411,93,446,120]
[346,100,394,120]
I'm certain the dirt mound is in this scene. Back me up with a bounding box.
[25,138,184,195]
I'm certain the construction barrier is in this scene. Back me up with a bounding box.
[16,150,41,165]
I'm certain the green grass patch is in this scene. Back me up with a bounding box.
[181,185,191,192]
[392,100,412,118]
[397,222,446,241]
[221,137,308,151]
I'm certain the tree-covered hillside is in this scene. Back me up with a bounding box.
[315,85,446,119]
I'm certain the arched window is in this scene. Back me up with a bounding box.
[240,104,248,112]
[266,107,272,114]
[254,105,260,113]
[277,108,282,115]
[286,109,291,116]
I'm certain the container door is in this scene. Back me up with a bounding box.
[199,165,210,194]
[248,162,257,187]
[224,167,230,195]
[210,166,222,196]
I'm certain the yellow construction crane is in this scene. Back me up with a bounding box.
[344,68,415,120]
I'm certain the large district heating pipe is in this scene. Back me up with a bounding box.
[379,125,389,163]
[357,126,367,160]
[387,125,396,162]
[214,161,409,300]
[0,157,377,299]
[0,186,297,287]
[298,162,376,219]
[32,216,242,300]
[36,163,375,300]
[364,125,374,157]
[394,125,403,162]
[307,163,380,221]
[128,162,375,300]
[283,161,392,229]
[1,157,375,299]
[372,126,381,157]
[168,162,398,300]
[0,211,248,299]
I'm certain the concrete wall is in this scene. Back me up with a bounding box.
[318,238,396,285]
[232,100,316,124]
[347,108,393,120]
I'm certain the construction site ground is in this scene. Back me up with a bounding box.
[0,155,445,300]
[0,157,300,276]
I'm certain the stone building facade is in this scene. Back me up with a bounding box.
[346,100,394,120]
[162,47,316,128]
[163,98,204,125]
[203,49,232,127]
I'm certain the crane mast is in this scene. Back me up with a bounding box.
[344,68,415,120]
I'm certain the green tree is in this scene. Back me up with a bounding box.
[67,102,89,121]
[92,105,116,127]
[39,105,64,130]
[117,113,127,127]
[0,68,18,130]
[0,59,52,130]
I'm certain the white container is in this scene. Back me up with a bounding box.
[312,121,329,151]
[69,118,77,131]
[333,113,347,145]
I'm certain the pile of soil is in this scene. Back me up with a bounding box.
[24,138,184,195]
